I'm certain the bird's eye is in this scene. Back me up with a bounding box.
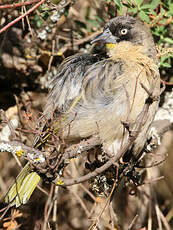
[120,28,128,35]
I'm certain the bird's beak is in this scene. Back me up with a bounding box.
[91,28,117,44]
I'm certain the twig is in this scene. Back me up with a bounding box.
[0,0,46,35]
[37,185,49,196]
[141,176,164,185]
[158,207,171,230]
[47,39,55,73]
[89,178,117,230]
[155,199,163,230]
[161,79,173,86]
[52,186,59,229]
[79,184,97,202]
[49,0,72,10]
[21,1,34,37]
[57,31,101,54]
[109,201,115,230]
[0,0,39,9]
[0,140,46,162]
[68,187,90,218]
[0,109,17,139]
[0,206,11,222]
[0,175,8,194]
[148,189,152,230]
[128,214,139,230]
[58,136,101,166]
[43,184,54,230]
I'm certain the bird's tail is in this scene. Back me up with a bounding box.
[4,163,40,207]
[4,126,53,207]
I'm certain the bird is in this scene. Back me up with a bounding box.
[5,16,160,207]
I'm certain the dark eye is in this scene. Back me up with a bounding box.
[120,28,128,35]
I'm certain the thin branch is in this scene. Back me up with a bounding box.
[89,179,117,230]
[57,31,101,54]
[158,207,171,230]
[58,136,101,166]
[0,109,17,139]
[128,214,139,230]
[79,184,97,202]
[49,0,72,11]
[109,201,115,230]
[68,187,91,218]
[43,184,54,230]
[0,0,40,9]
[155,201,163,230]
[52,186,59,229]
[0,0,46,35]
[0,140,47,166]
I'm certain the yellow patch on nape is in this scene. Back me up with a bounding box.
[106,43,117,50]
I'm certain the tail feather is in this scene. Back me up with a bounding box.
[5,163,40,207]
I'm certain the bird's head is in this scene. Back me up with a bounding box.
[91,16,157,60]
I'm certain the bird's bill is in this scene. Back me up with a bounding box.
[91,28,117,44]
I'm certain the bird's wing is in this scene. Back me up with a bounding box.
[43,53,102,117]
[34,53,101,147]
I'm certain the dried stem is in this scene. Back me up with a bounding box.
[0,0,46,35]
[0,0,40,9]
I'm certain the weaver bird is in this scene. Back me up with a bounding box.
[5,16,160,207]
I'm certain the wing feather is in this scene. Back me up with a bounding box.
[44,53,101,117]
[34,53,101,146]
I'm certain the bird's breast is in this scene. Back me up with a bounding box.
[62,54,160,156]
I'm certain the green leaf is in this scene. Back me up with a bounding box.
[150,0,160,8]
[160,55,172,68]
[164,37,173,45]
[141,4,151,9]
[113,0,123,14]
[167,11,173,17]
[113,0,122,8]
[114,0,123,15]
[95,15,104,23]
[41,6,50,11]
[87,19,100,28]
[40,11,49,20]
[128,7,138,14]
[138,10,150,23]
[108,7,116,17]
[125,0,133,6]
[134,0,143,7]
[148,9,156,15]
[141,0,159,10]
[34,15,40,21]
[36,20,43,28]
[169,4,173,13]
[160,62,171,68]
[51,0,61,4]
